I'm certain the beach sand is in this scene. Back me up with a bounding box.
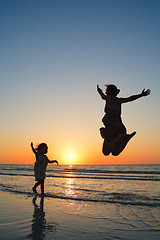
[0,190,160,240]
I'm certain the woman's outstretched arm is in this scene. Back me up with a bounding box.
[120,89,151,103]
[97,85,107,100]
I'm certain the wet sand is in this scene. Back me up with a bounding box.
[0,190,160,240]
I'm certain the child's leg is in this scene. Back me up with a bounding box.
[33,181,41,193]
[40,179,45,195]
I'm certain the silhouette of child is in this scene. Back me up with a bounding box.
[97,84,150,156]
[31,142,58,195]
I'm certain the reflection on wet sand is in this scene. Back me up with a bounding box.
[27,196,58,240]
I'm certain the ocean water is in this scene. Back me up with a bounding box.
[1,164,160,240]
[0,164,160,207]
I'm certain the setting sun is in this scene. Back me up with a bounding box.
[56,141,86,165]
[68,154,73,159]
[66,154,75,164]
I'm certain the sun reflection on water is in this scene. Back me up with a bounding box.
[65,175,75,198]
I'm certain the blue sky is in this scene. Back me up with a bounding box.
[0,0,160,164]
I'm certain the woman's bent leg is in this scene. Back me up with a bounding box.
[112,132,136,156]
[102,140,112,156]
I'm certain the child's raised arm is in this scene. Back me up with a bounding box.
[97,85,107,100]
[30,142,37,154]
[120,89,151,103]
[48,160,59,165]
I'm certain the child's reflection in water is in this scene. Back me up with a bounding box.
[27,196,58,240]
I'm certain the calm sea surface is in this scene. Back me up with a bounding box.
[0,164,160,207]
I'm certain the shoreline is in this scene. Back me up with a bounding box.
[0,190,160,240]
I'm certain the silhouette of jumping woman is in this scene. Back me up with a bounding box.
[97,84,151,156]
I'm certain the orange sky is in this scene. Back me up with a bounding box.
[0,130,159,165]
